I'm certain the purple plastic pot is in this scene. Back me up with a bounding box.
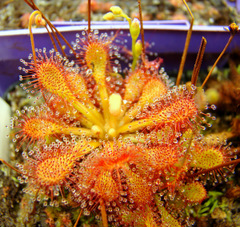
[0,21,240,96]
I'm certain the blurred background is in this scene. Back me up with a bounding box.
[0,0,239,30]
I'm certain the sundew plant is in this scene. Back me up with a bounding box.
[1,0,240,226]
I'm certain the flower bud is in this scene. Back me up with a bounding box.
[109,93,122,116]
[103,12,115,20]
[35,14,46,26]
[130,18,140,40]
[135,40,142,57]
[110,6,123,15]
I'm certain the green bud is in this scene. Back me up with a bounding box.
[110,6,123,15]
[135,40,142,57]
[130,18,140,40]
[103,12,115,20]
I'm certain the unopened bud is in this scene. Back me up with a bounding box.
[109,93,122,116]
[135,40,143,57]
[110,6,123,15]
[103,12,115,20]
[35,14,46,26]
[130,18,140,40]
[91,125,102,135]
[229,22,239,35]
